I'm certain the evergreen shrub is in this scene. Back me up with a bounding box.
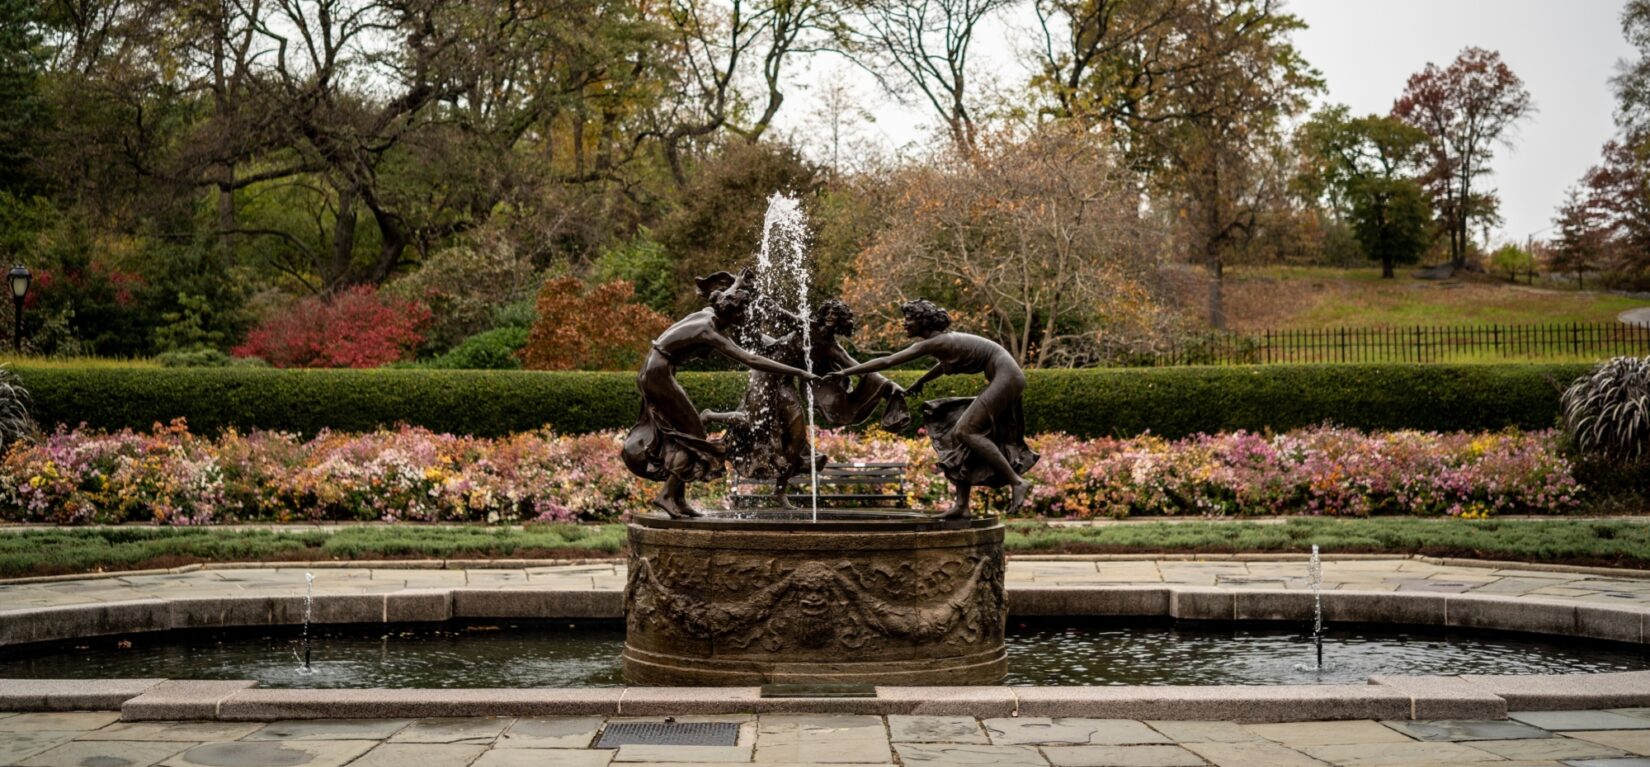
[10,363,1586,438]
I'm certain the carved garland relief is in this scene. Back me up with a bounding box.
[625,548,1005,654]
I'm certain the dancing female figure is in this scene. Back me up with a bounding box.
[622,269,818,518]
[807,299,911,431]
[702,299,910,508]
[825,299,1037,519]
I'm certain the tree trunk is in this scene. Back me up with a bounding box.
[327,188,359,290]
[1382,256,1394,279]
[1207,257,1225,330]
[215,166,236,253]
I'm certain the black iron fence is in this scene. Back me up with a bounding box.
[1142,322,1650,366]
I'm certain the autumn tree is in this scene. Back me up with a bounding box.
[1031,0,1318,329]
[1392,47,1534,274]
[521,278,670,370]
[842,126,1169,367]
[1560,138,1650,290]
[1297,107,1432,278]
[1550,189,1609,291]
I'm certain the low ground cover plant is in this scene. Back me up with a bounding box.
[0,422,1581,525]
[2,518,1646,578]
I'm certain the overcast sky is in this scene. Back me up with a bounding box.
[777,0,1637,247]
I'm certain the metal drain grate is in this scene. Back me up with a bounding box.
[596,722,740,748]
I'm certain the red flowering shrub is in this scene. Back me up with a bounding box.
[233,286,431,368]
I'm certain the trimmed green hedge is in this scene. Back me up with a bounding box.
[10,363,1588,438]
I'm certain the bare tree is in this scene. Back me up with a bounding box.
[846,0,1012,153]
[843,125,1168,367]
[650,0,837,182]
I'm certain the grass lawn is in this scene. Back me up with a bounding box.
[2,518,1648,578]
[1221,266,1649,332]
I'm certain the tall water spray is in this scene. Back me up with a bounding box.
[752,193,820,521]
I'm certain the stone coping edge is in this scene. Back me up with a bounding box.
[3,554,1650,583]
[2,586,1646,649]
[5,672,1650,721]
[5,554,1649,585]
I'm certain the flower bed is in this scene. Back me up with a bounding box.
[0,422,1582,525]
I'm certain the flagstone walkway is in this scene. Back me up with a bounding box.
[5,710,1650,767]
[4,558,1650,609]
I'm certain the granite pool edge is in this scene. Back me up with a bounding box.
[4,554,1647,586]
[3,584,1648,721]
[5,671,1650,722]
[4,585,1644,647]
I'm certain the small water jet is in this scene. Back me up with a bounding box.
[293,571,315,674]
[1294,545,1327,673]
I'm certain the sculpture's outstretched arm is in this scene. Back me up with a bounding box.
[906,365,945,396]
[706,330,816,379]
[832,340,929,377]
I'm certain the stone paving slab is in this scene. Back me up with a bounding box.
[161,739,379,767]
[1466,737,1630,761]
[351,743,489,767]
[1245,719,1415,747]
[1566,731,1650,755]
[1513,712,1650,732]
[1040,744,1204,766]
[753,714,890,763]
[894,743,1047,766]
[1297,739,1505,765]
[495,716,605,748]
[984,717,1172,745]
[1382,719,1555,741]
[7,712,1650,767]
[886,714,989,743]
[388,716,514,744]
[1180,740,1329,767]
[17,739,194,767]
[0,732,83,765]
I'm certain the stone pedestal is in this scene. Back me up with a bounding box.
[623,511,1006,686]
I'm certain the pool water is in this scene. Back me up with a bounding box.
[2,619,1644,687]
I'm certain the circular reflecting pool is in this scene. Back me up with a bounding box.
[1,618,1645,687]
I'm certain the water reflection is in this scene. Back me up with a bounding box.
[1,619,1645,688]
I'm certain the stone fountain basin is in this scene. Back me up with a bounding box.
[623,511,1007,686]
[2,555,1649,721]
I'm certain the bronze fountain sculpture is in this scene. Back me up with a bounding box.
[701,298,912,509]
[619,269,817,519]
[621,268,1028,686]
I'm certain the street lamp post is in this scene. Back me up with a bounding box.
[8,266,30,354]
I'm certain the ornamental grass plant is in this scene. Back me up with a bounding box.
[0,422,1583,525]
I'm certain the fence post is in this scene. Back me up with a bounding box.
[1413,326,1422,362]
